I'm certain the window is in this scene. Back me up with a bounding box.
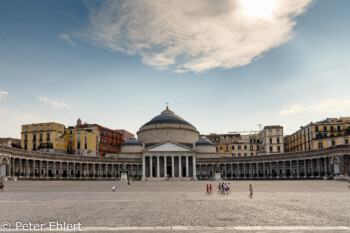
[330,126,334,132]
[77,134,81,141]
[47,124,50,130]
[276,129,280,135]
[257,145,260,151]
[277,138,280,143]
[250,145,253,150]
[337,126,341,131]
[46,133,50,141]
[84,134,87,141]
[24,126,28,132]
[24,134,27,141]
[345,139,349,144]
[34,125,37,131]
[269,146,273,152]
[232,153,235,156]
[96,136,98,143]
[85,143,87,150]
[332,140,335,146]
[250,139,252,143]
[318,142,323,148]
[40,125,43,131]
[33,134,36,141]
[244,153,247,156]
[226,146,228,151]
[315,126,319,132]
[231,145,235,150]
[277,146,281,152]
[220,146,222,150]
[269,138,272,144]
[24,144,27,150]
[323,126,327,131]
[238,153,241,157]
[250,153,253,156]
[59,126,62,133]
[33,143,36,150]
[77,142,81,149]
[269,130,272,136]
[238,145,241,150]
[244,145,247,150]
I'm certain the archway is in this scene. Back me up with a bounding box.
[331,156,340,175]
[0,157,9,177]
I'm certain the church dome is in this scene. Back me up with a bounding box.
[195,137,216,153]
[137,107,199,148]
[142,107,194,128]
[123,138,142,146]
[121,138,143,153]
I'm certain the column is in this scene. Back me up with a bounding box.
[164,156,167,178]
[283,161,286,178]
[171,156,175,178]
[26,160,29,178]
[276,162,279,178]
[269,162,272,178]
[310,159,313,177]
[157,156,160,178]
[142,156,146,179]
[200,165,202,179]
[73,163,76,179]
[178,157,182,178]
[93,163,96,178]
[243,163,246,178]
[224,164,227,179]
[32,160,35,178]
[263,162,265,178]
[192,157,196,179]
[19,159,22,178]
[53,162,56,179]
[256,163,259,178]
[231,164,233,178]
[317,158,321,177]
[150,156,153,178]
[46,161,49,178]
[186,156,189,177]
[39,160,42,178]
[304,160,307,178]
[297,160,300,178]
[80,163,83,179]
[60,162,63,179]
[324,157,327,176]
[289,161,292,178]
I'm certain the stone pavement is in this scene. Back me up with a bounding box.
[0,180,349,232]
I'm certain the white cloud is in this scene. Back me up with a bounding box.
[280,99,350,116]
[38,96,71,108]
[59,33,76,47]
[0,91,9,101]
[82,0,313,73]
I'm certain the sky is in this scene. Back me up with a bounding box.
[1,0,350,138]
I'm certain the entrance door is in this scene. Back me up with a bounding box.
[334,164,340,174]
[1,164,6,177]
[167,166,171,176]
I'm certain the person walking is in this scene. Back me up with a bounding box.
[206,184,209,195]
[228,183,231,194]
[128,179,130,188]
[249,184,253,199]
[218,183,221,194]
[0,181,4,192]
[209,184,212,195]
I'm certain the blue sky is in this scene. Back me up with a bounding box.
[1,0,350,138]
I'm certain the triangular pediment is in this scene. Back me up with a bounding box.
[147,142,191,152]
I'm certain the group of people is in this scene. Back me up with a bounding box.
[205,182,254,198]
[218,182,231,195]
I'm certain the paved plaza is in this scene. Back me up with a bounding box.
[0,180,350,232]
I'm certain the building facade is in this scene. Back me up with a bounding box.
[284,117,350,153]
[4,107,348,181]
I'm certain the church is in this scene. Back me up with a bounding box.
[111,107,216,180]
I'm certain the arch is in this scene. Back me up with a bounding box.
[0,157,9,164]
[331,156,340,164]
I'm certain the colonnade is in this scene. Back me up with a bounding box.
[197,157,336,179]
[142,155,196,179]
[4,158,142,180]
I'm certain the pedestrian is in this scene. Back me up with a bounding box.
[128,179,130,188]
[221,183,225,195]
[0,181,4,192]
[249,184,253,199]
[112,186,117,192]
[218,183,221,194]
[228,183,231,194]
[209,184,212,195]
[206,184,209,195]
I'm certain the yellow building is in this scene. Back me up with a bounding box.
[65,126,100,156]
[284,117,350,152]
[21,122,66,153]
